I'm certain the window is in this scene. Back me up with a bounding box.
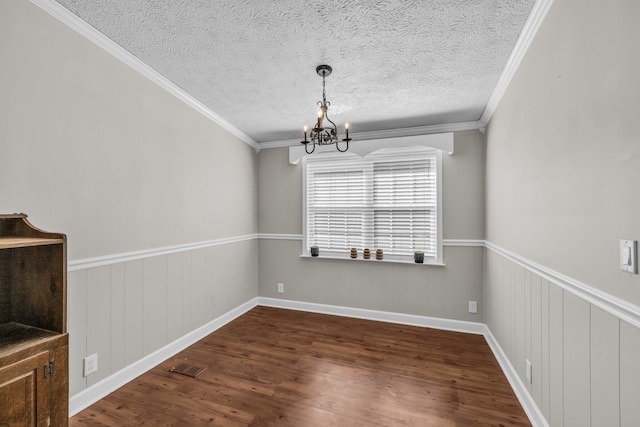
[303,147,442,263]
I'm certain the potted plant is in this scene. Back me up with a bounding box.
[414,250,424,263]
[310,245,319,257]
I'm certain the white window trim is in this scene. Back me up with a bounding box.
[302,146,443,265]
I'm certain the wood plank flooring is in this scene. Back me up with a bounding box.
[70,307,531,426]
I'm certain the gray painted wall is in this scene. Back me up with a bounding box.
[0,1,258,260]
[485,0,640,425]
[1,1,258,397]
[257,131,486,322]
[485,0,640,307]
[5,0,640,424]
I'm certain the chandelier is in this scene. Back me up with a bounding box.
[301,65,352,154]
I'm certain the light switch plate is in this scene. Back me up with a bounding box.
[525,359,532,384]
[620,239,638,274]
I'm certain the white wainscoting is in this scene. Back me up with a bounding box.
[485,244,640,426]
[69,298,260,416]
[485,241,640,329]
[67,234,640,426]
[67,237,259,415]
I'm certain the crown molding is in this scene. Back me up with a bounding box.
[257,121,481,151]
[478,0,555,128]
[31,0,552,152]
[30,0,259,150]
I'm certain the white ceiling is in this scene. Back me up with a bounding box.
[54,0,536,144]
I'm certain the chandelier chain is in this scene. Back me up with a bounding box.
[322,73,327,106]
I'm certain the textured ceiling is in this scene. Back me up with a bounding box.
[54,0,535,143]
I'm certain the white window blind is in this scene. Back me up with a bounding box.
[304,149,441,262]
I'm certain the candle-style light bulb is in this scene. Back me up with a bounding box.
[345,121,350,139]
[303,124,308,141]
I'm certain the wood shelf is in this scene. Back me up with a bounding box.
[1,214,68,425]
[0,237,64,250]
[0,322,59,358]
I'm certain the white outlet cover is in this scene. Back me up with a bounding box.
[84,353,98,377]
[468,301,478,314]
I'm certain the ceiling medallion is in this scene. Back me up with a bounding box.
[301,65,352,154]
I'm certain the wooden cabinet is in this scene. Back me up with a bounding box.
[0,214,68,427]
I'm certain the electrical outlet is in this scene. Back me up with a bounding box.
[84,353,98,377]
[277,283,284,294]
[468,300,478,314]
[525,359,532,384]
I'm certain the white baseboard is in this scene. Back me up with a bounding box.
[259,297,547,427]
[483,326,549,427]
[69,296,546,427]
[68,297,259,416]
[258,297,485,335]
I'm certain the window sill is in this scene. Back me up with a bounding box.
[299,254,446,267]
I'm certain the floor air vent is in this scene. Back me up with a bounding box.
[169,363,206,378]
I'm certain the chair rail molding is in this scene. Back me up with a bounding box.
[485,241,640,330]
[67,234,640,332]
[68,234,257,271]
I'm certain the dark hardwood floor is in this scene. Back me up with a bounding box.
[70,306,531,426]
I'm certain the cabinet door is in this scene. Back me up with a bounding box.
[0,351,51,427]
